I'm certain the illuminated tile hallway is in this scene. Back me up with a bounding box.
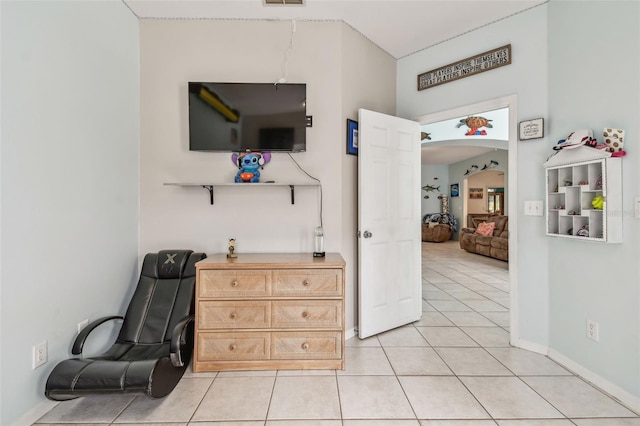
[35,241,639,425]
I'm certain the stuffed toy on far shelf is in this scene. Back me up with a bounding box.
[231,151,271,183]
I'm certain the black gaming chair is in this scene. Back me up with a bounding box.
[45,249,206,401]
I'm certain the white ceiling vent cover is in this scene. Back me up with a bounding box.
[264,0,304,5]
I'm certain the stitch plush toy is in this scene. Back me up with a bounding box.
[231,151,271,183]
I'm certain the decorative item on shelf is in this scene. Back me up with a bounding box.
[553,129,597,151]
[231,151,271,183]
[227,238,238,258]
[592,195,604,210]
[576,225,589,237]
[596,176,603,190]
[603,128,625,154]
[422,184,440,199]
[313,226,325,258]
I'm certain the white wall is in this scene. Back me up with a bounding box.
[1,1,140,424]
[139,19,396,336]
[397,3,550,349]
[547,0,640,403]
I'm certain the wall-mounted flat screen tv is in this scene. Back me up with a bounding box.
[188,82,307,152]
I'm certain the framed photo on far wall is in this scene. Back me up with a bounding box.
[469,188,483,199]
[346,119,358,156]
[450,183,459,197]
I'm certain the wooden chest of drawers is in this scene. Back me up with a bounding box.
[194,253,345,372]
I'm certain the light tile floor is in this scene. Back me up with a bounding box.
[35,241,640,425]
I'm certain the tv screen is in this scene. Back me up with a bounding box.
[188,82,307,152]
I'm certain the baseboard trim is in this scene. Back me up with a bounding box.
[547,348,640,414]
[512,337,548,355]
[345,327,356,340]
[12,399,58,426]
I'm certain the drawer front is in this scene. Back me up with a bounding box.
[272,269,342,297]
[271,331,342,360]
[197,332,270,361]
[199,301,271,329]
[272,300,342,329]
[199,269,271,298]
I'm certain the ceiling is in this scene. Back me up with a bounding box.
[124,0,544,164]
[124,0,546,59]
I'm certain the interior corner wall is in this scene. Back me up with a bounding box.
[139,20,396,336]
[339,24,397,334]
[547,0,640,402]
[0,2,140,424]
[396,4,550,347]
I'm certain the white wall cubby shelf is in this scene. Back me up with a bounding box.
[543,146,622,243]
[164,182,319,205]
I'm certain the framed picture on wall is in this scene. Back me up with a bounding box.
[450,183,459,197]
[469,188,483,199]
[346,119,358,156]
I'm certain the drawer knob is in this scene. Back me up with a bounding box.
[229,344,237,351]
[230,312,237,319]
[231,280,238,287]
[303,279,310,286]
[301,342,309,350]
[301,311,309,319]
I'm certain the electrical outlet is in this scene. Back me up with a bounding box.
[33,341,47,369]
[587,320,599,342]
[78,319,89,334]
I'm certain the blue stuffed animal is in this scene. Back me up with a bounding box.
[231,151,271,183]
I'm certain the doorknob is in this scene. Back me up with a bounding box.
[363,231,373,238]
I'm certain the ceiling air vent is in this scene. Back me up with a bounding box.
[264,0,304,5]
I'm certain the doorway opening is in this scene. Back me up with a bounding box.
[415,95,519,345]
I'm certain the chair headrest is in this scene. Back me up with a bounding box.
[141,250,206,279]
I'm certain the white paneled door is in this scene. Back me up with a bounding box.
[357,108,422,339]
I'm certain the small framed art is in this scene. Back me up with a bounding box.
[469,188,483,199]
[450,183,459,197]
[346,119,358,156]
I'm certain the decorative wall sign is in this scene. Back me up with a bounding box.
[417,44,512,91]
[519,118,544,140]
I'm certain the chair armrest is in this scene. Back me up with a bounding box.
[459,227,475,235]
[72,315,123,355]
[170,315,194,367]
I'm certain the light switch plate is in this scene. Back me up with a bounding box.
[524,200,543,216]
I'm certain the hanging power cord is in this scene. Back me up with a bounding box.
[276,20,296,85]
[287,153,323,228]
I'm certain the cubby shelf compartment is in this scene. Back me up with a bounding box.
[544,146,622,243]
[164,182,319,205]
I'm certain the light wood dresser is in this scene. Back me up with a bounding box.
[193,253,345,372]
